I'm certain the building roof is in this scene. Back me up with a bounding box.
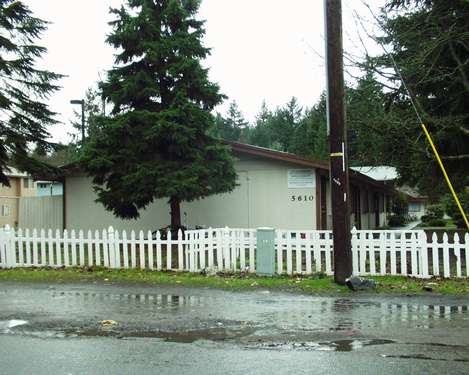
[4,167,29,178]
[60,140,394,193]
[350,166,399,181]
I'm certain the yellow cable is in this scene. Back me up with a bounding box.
[421,124,469,230]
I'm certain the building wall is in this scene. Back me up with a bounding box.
[66,156,317,232]
[0,177,20,227]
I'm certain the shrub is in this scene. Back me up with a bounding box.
[392,193,409,216]
[427,219,446,227]
[422,204,444,223]
[443,191,469,229]
[388,214,406,227]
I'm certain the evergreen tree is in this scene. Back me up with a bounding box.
[249,101,272,148]
[82,0,237,228]
[211,101,248,142]
[364,0,469,197]
[0,0,62,183]
[269,97,302,152]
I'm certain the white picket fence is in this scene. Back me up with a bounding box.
[0,226,468,278]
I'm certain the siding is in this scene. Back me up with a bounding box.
[18,196,63,230]
[66,156,317,231]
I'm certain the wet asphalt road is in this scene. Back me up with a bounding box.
[0,282,469,374]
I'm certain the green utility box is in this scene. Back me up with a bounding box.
[256,227,276,276]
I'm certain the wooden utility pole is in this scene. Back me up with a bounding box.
[324,0,353,284]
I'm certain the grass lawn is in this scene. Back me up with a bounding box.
[1,267,469,295]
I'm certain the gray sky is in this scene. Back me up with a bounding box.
[26,0,385,144]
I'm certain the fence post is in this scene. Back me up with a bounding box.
[418,230,429,278]
[351,227,358,276]
[108,226,116,269]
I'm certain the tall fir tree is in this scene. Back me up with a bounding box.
[0,0,62,184]
[81,0,237,228]
[364,0,469,197]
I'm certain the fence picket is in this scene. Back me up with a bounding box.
[87,230,93,267]
[63,230,69,267]
[351,228,358,275]
[147,230,154,270]
[94,230,100,266]
[55,229,61,266]
[79,230,85,267]
[359,232,367,274]
[18,229,24,266]
[47,229,53,266]
[139,230,145,270]
[239,230,245,271]
[122,230,129,269]
[166,230,172,270]
[32,229,39,266]
[70,230,77,266]
[277,230,283,274]
[177,229,183,271]
[156,231,162,271]
[410,232,418,277]
[454,233,461,278]
[249,230,255,272]
[442,233,450,278]
[465,234,469,277]
[286,232,293,275]
[305,233,312,275]
[431,232,439,276]
[295,233,302,274]
[390,232,397,275]
[40,229,46,266]
[379,232,386,275]
[325,232,332,275]
[130,230,136,269]
[399,233,407,276]
[102,229,109,268]
[369,233,376,275]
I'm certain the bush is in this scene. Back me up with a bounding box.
[427,219,446,227]
[443,191,469,229]
[392,193,409,216]
[425,204,445,220]
[388,214,406,227]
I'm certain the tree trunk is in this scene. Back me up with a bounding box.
[170,197,181,229]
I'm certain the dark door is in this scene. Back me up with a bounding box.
[374,193,380,228]
[320,177,328,229]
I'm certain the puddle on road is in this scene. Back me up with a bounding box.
[381,354,469,363]
[61,325,257,343]
[0,319,28,333]
[248,338,395,352]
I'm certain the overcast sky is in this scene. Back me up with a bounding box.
[26,0,385,144]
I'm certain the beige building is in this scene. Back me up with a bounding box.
[61,142,394,232]
[0,168,37,228]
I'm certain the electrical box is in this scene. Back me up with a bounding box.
[256,227,275,276]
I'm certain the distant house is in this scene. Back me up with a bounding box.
[58,142,395,232]
[351,166,428,220]
[0,168,37,228]
[36,181,63,197]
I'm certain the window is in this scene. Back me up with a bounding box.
[2,204,10,217]
[409,202,421,212]
[23,178,33,188]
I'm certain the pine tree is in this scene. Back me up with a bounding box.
[0,0,62,184]
[81,0,237,229]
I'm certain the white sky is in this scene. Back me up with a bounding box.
[25,0,385,144]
